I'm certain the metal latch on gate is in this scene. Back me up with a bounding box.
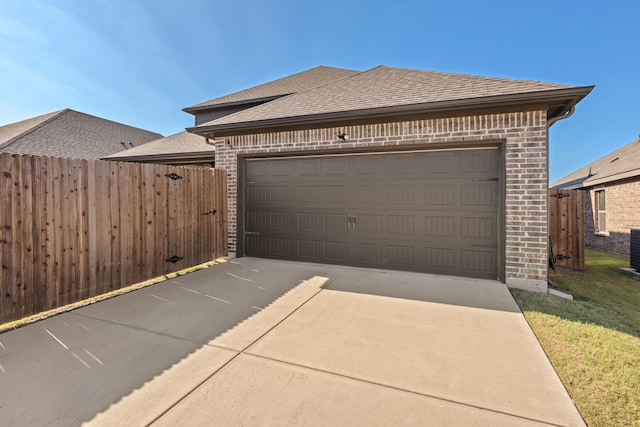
[201,209,217,215]
[165,172,183,180]
[550,193,570,199]
[166,255,183,263]
[556,254,571,260]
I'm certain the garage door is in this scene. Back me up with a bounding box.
[242,148,501,280]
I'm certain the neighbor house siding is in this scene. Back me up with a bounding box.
[214,109,549,290]
[584,177,640,256]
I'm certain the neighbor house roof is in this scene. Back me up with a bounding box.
[551,137,640,189]
[0,109,162,159]
[190,65,593,136]
[184,66,359,113]
[104,131,215,165]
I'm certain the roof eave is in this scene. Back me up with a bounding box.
[182,95,288,115]
[102,151,215,165]
[189,86,594,137]
[583,168,640,187]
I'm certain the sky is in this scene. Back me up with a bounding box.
[1,0,638,182]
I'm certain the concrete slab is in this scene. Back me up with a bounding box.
[84,345,237,427]
[243,269,585,426]
[209,275,328,350]
[153,353,553,427]
[6,258,584,426]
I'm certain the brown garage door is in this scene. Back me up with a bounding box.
[242,148,501,280]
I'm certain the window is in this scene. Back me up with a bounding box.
[596,189,606,232]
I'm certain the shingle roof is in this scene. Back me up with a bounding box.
[184,66,359,111]
[551,137,640,189]
[105,130,214,159]
[0,109,162,159]
[192,65,592,134]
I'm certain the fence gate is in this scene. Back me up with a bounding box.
[0,153,227,324]
[549,188,585,270]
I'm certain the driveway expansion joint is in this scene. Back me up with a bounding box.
[145,274,337,426]
[240,351,568,427]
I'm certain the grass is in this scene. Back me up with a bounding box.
[511,247,640,427]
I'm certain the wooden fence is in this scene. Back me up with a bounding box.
[549,188,585,270]
[0,153,227,324]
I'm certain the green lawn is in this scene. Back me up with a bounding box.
[511,248,640,427]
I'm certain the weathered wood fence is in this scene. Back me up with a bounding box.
[549,188,585,270]
[0,153,227,324]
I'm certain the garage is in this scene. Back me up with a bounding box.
[240,146,502,280]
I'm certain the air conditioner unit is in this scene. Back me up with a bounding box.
[631,228,640,271]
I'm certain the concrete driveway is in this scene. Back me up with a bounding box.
[0,258,585,426]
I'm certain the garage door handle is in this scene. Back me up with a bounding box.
[347,215,356,228]
[245,231,260,235]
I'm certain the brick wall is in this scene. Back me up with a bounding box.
[214,109,549,291]
[585,177,640,256]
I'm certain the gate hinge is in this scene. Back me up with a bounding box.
[556,254,571,260]
[201,209,217,216]
[165,172,183,180]
[166,255,183,263]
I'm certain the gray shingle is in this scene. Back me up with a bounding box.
[198,65,583,129]
[106,130,214,158]
[0,109,162,159]
[185,66,359,110]
[551,137,640,188]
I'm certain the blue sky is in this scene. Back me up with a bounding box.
[1,0,637,182]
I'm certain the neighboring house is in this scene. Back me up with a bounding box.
[551,137,640,256]
[0,108,162,159]
[135,65,593,292]
[104,130,215,166]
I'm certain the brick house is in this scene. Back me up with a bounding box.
[157,65,593,292]
[551,137,640,256]
[0,109,162,159]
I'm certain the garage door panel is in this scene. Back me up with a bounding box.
[354,214,383,234]
[324,186,349,203]
[324,157,349,175]
[355,243,383,263]
[325,241,349,260]
[460,249,496,276]
[298,239,321,259]
[298,186,321,202]
[324,214,348,232]
[243,148,500,280]
[298,213,321,231]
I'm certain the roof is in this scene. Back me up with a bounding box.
[551,137,640,189]
[184,66,359,112]
[0,109,162,159]
[190,66,593,136]
[104,130,215,164]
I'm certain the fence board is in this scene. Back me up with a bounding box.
[0,154,227,324]
[549,188,585,270]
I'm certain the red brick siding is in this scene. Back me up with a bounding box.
[585,177,640,256]
[214,110,549,289]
